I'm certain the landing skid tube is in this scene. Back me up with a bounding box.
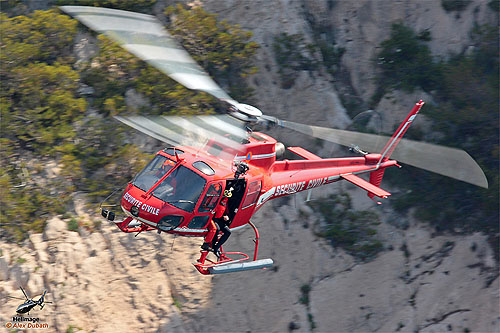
[194,221,273,275]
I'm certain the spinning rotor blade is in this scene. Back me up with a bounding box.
[60,6,237,104]
[7,296,26,301]
[114,114,247,159]
[278,120,488,188]
[20,286,29,300]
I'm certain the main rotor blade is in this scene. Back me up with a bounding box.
[60,6,237,105]
[279,120,488,188]
[114,114,247,160]
[7,296,26,301]
[19,286,29,300]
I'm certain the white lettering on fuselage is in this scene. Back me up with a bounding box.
[141,203,160,216]
[257,177,332,208]
[123,192,159,216]
[274,177,328,198]
[123,192,142,207]
[305,177,328,190]
[275,181,306,196]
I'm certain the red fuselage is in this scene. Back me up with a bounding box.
[119,130,397,237]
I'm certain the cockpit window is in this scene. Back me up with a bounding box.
[152,165,206,212]
[132,155,175,192]
[199,183,222,213]
[192,161,215,176]
[163,147,184,156]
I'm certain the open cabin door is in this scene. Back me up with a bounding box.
[224,178,246,221]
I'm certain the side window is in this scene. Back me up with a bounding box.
[198,183,222,213]
[241,180,262,209]
[188,215,209,229]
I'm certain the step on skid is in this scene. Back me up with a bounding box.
[193,221,273,275]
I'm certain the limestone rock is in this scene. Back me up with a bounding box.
[30,233,48,263]
[43,216,67,241]
[26,274,44,296]
[0,257,9,281]
[10,265,29,288]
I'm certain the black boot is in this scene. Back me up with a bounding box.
[201,242,211,251]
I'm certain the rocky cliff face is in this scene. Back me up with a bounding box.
[1,194,205,332]
[1,0,498,332]
[200,0,497,133]
[304,0,496,100]
[1,192,497,332]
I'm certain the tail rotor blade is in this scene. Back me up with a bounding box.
[278,120,488,188]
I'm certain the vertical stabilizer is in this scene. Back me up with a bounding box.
[378,100,424,164]
[368,101,424,201]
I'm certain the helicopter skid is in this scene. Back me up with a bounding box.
[210,258,273,274]
[194,250,249,275]
[193,221,273,275]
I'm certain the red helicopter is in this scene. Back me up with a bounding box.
[62,6,488,275]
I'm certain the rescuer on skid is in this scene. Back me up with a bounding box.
[201,188,233,257]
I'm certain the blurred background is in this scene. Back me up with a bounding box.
[0,0,498,332]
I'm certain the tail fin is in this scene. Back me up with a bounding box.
[368,100,424,201]
[378,100,424,163]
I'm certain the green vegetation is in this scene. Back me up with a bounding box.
[374,23,440,103]
[299,284,311,305]
[67,218,79,232]
[273,33,318,88]
[172,296,183,310]
[272,24,345,89]
[306,21,346,78]
[16,257,27,264]
[1,5,259,241]
[441,0,471,12]
[377,24,499,255]
[65,325,83,333]
[488,0,500,12]
[0,10,77,70]
[308,194,383,261]
[308,313,317,330]
[315,39,345,77]
[298,283,316,330]
[54,0,157,12]
[166,4,259,101]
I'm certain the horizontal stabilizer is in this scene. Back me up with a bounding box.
[341,174,391,198]
[287,147,322,160]
[208,258,273,274]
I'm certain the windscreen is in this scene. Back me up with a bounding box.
[152,165,206,212]
[132,155,175,192]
